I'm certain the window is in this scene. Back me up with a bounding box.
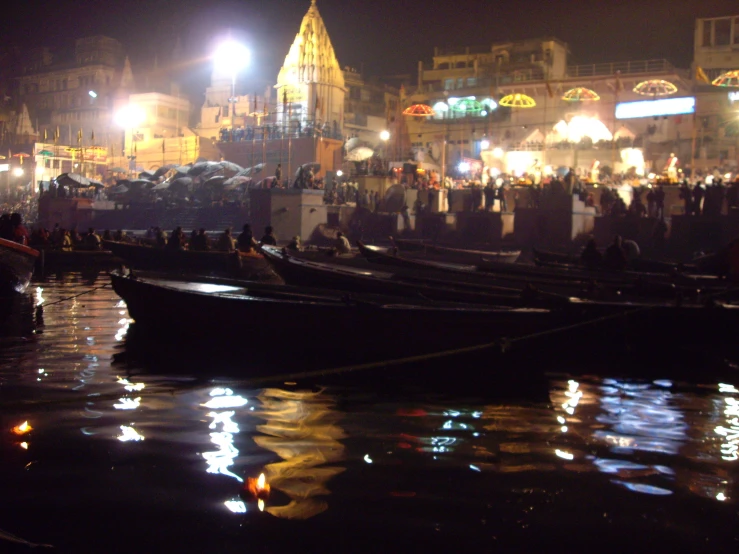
[702,20,712,46]
[457,78,464,88]
[466,78,476,87]
[437,63,449,70]
[715,18,731,46]
[734,17,739,44]
[455,61,466,69]
[444,79,455,90]
[62,79,68,90]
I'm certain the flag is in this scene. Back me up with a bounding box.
[77,128,82,144]
[90,130,95,142]
[696,66,710,84]
[614,71,623,92]
[162,139,165,154]
[55,126,59,142]
[545,80,554,98]
[43,128,47,141]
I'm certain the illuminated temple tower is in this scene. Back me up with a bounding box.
[275,0,346,135]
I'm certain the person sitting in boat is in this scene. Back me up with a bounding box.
[603,235,628,271]
[60,229,73,251]
[85,227,102,251]
[167,227,185,250]
[155,228,167,248]
[286,236,302,251]
[190,228,210,251]
[9,213,29,246]
[102,230,112,242]
[113,229,129,243]
[217,228,235,252]
[260,226,277,246]
[334,231,352,255]
[621,238,641,262]
[237,224,257,253]
[580,238,602,269]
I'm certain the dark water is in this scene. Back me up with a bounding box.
[0,274,738,553]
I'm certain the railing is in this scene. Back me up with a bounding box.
[566,59,675,78]
[216,125,343,143]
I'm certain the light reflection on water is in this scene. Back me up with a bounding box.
[0,274,737,549]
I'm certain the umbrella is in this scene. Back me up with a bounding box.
[562,87,600,102]
[152,181,171,191]
[237,163,266,177]
[345,146,374,162]
[188,161,221,177]
[633,79,677,97]
[345,137,365,152]
[152,165,177,179]
[256,176,277,188]
[107,184,129,195]
[223,175,252,190]
[88,178,104,188]
[402,104,435,117]
[138,169,156,180]
[217,161,244,176]
[129,179,155,188]
[56,173,92,188]
[294,162,320,178]
[170,177,193,190]
[712,70,739,87]
[499,94,536,108]
[203,175,227,188]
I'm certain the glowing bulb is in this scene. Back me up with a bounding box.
[336,170,343,177]
[379,130,390,141]
[493,147,504,159]
[480,139,490,150]
[213,40,251,75]
[257,499,265,512]
[458,162,470,172]
[20,442,28,449]
[716,492,727,501]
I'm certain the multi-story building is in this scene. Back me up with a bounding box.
[403,36,693,180]
[15,36,134,149]
[693,15,739,80]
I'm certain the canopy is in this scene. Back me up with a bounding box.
[138,169,156,180]
[223,176,252,190]
[188,161,222,177]
[451,98,483,113]
[217,161,243,176]
[152,165,177,179]
[237,163,265,177]
[294,162,320,177]
[203,176,227,188]
[633,79,677,96]
[499,94,536,108]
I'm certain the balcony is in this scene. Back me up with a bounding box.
[566,59,676,78]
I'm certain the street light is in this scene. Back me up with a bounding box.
[213,40,250,139]
[115,105,146,176]
[12,167,23,177]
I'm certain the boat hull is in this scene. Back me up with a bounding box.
[392,237,521,264]
[0,238,39,295]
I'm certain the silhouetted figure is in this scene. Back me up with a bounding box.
[580,239,602,269]
[190,228,209,251]
[237,224,256,253]
[259,226,277,246]
[603,235,628,270]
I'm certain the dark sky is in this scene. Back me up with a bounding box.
[2,0,738,99]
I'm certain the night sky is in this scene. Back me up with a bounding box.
[2,0,738,100]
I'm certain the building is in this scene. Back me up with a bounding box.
[403,37,693,181]
[15,36,134,150]
[693,15,739,81]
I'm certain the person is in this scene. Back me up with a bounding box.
[190,228,209,251]
[286,236,302,251]
[654,185,666,220]
[334,231,351,255]
[84,227,102,251]
[236,224,257,252]
[580,238,602,269]
[260,225,277,246]
[60,229,73,251]
[497,183,507,212]
[167,226,185,250]
[155,228,167,248]
[102,230,112,241]
[603,235,628,270]
[216,228,235,252]
[621,238,641,261]
[679,181,692,216]
[275,164,282,186]
[9,213,29,245]
[693,182,705,216]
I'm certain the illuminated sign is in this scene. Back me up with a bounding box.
[730,91,739,103]
[615,96,695,119]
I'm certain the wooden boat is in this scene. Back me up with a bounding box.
[261,245,567,308]
[104,240,273,278]
[35,248,122,271]
[532,248,692,275]
[392,237,521,264]
[0,238,39,295]
[358,241,477,272]
[109,269,554,368]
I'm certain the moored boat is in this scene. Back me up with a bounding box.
[0,238,40,295]
[391,237,521,264]
[110,269,554,368]
[532,248,692,275]
[104,240,274,279]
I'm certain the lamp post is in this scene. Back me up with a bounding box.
[213,40,250,140]
[379,129,390,175]
[114,105,145,178]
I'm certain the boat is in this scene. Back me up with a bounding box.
[532,248,692,275]
[358,241,478,272]
[391,237,521,264]
[104,240,274,279]
[0,238,40,295]
[109,269,554,368]
[35,248,121,271]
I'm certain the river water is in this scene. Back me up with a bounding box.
[0,273,737,553]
